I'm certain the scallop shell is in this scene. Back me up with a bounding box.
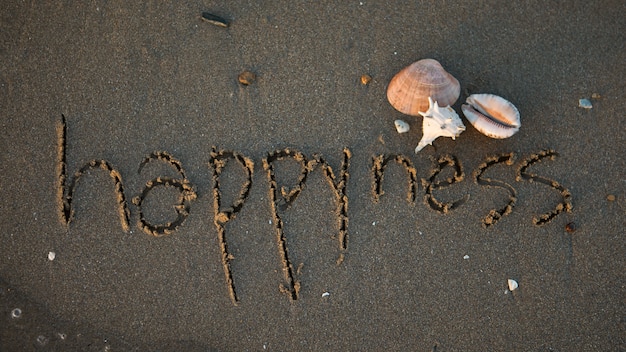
[387,59,461,116]
[461,94,521,139]
[415,97,466,153]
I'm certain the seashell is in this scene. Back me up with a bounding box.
[394,119,410,133]
[578,98,592,109]
[507,278,518,291]
[415,97,466,153]
[387,59,461,116]
[461,94,521,139]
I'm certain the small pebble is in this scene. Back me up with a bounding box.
[578,98,592,109]
[360,74,372,85]
[321,292,330,298]
[463,255,470,260]
[565,222,576,233]
[238,71,256,85]
[201,12,229,27]
[591,93,601,99]
[507,279,518,291]
[394,119,410,133]
[607,194,616,202]
[11,308,22,318]
[48,251,56,261]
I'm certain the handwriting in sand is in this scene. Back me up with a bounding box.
[55,114,572,305]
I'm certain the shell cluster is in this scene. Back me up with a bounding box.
[387,58,521,152]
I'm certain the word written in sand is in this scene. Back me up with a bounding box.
[55,114,572,305]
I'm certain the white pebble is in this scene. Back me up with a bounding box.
[578,98,592,109]
[11,308,22,318]
[463,255,470,260]
[394,119,410,133]
[507,279,518,291]
[321,292,330,298]
[48,251,56,261]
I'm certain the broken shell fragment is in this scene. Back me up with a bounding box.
[415,97,465,153]
[238,71,256,85]
[578,98,592,109]
[508,279,518,291]
[387,59,461,116]
[201,12,229,27]
[394,119,410,133]
[461,94,521,139]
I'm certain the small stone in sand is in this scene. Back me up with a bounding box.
[565,222,576,233]
[507,279,518,291]
[322,292,330,298]
[201,12,229,27]
[11,308,22,318]
[48,251,56,261]
[578,98,592,109]
[394,119,410,133]
[360,74,372,85]
[607,194,616,202]
[238,71,256,85]
[463,255,470,260]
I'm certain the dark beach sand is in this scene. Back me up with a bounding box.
[1,1,624,350]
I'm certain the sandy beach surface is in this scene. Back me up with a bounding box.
[1,1,624,350]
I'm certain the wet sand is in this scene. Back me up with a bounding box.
[1,1,624,350]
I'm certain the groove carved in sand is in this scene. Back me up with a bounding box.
[423,154,468,213]
[56,114,130,232]
[371,154,418,204]
[208,147,254,305]
[516,149,572,225]
[474,153,517,227]
[132,151,197,237]
[263,148,351,301]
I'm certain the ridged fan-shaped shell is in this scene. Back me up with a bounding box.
[387,59,461,116]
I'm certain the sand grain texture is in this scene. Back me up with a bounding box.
[1,1,624,350]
